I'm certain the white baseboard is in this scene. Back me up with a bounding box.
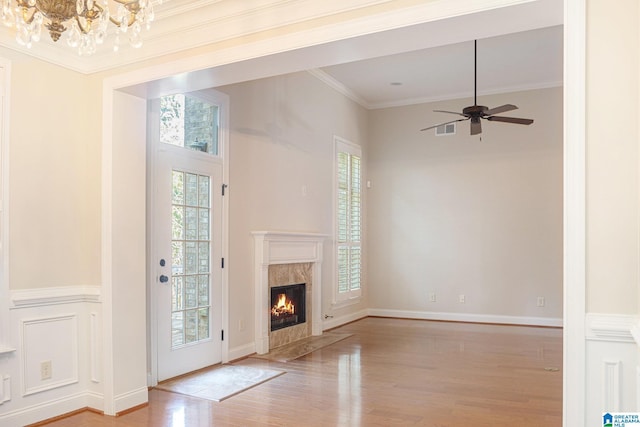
[367,309,563,327]
[0,391,89,427]
[113,386,148,415]
[322,309,368,330]
[228,342,256,361]
[86,391,104,412]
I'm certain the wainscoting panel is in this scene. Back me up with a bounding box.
[0,286,102,427]
[603,359,621,411]
[586,313,638,424]
[637,366,640,409]
[21,314,79,396]
[0,375,9,404]
[90,311,99,383]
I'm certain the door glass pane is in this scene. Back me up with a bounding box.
[198,275,209,306]
[199,175,210,207]
[172,206,184,240]
[198,242,209,273]
[172,276,184,311]
[198,308,210,340]
[160,94,220,156]
[199,209,209,240]
[170,169,212,348]
[185,241,197,274]
[185,173,198,206]
[172,171,184,204]
[185,309,197,344]
[185,276,197,309]
[171,241,184,275]
[172,312,184,347]
[185,207,197,240]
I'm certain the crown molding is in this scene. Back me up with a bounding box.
[307,69,371,108]
[0,0,549,74]
[310,66,562,110]
[369,80,564,109]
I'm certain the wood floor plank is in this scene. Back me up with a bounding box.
[39,317,562,426]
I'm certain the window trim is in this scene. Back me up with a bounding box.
[333,136,362,307]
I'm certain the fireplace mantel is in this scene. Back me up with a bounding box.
[253,231,327,354]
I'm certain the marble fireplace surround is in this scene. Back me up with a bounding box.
[253,231,326,354]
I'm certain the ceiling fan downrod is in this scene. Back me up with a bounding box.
[474,39,477,106]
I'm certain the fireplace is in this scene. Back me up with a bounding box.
[253,231,326,354]
[270,283,306,331]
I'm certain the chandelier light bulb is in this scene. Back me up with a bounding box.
[1,0,155,55]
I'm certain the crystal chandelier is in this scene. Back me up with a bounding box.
[0,0,156,55]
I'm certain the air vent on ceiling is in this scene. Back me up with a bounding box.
[435,123,456,136]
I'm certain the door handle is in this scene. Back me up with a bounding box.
[159,275,169,283]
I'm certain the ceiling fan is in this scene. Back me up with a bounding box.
[420,40,534,136]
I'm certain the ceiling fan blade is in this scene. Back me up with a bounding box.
[470,119,482,135]
[433,110,467,117]
[420,118,468,132]
[486,116,534,125]
[483,104,518,116]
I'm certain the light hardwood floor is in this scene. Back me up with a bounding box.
[39,317,562,426]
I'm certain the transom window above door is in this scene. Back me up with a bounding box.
[160,94,220,156]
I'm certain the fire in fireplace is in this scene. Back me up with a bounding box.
[270,283,306,331]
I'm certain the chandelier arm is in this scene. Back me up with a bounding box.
[19,6,36,25]
[74,14,90,34]
[90,1,104,19]
[108,14,136,28]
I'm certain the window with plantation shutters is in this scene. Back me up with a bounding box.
[335,137,362,303]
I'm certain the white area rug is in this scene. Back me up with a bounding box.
[155,364,285,402]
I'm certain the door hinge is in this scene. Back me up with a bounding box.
[221,330,224,341]
[222,183,228,196]
[221,258,225,268]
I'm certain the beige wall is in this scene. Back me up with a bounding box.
[367,87,563,319]
[109,90,148,400]
[7,54,101,290]
[218,71,369,349]
[586,0,639,314]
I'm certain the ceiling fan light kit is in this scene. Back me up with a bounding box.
[421,40,534,136]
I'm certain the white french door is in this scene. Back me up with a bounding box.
[155,147,223,381]
[149,90,227,382]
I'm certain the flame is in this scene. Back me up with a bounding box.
[271,293,295,316]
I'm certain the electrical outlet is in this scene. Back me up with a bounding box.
[40,360,52,380]
[429,293,436,303]
[537,297,545,307]
[459,294,465,304]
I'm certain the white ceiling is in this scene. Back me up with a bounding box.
[318,25,563,109]
[0,0,563,107]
